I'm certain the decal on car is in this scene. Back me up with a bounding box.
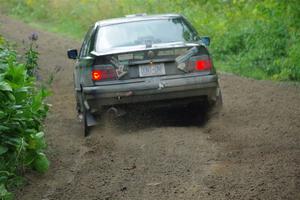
[118,53,133,61]
[110,57,128,78]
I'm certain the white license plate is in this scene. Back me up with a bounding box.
[139,63,166,77]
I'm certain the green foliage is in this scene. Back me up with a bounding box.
[0,0,299,81]
[25,43,39,76]
[0,35,49,199]
[32,152,49,173]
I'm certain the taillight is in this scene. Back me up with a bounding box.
[92,70,103,81]
[194,59,212,71]
[92,66,117,81]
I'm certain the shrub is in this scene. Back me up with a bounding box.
[0,35,49,199]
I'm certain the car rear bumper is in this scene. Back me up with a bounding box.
[81,73,220,108]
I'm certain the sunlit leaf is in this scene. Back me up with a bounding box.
[0,81,12,91]
[32,153,49,173]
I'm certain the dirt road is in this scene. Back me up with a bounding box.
[0,15,299,200]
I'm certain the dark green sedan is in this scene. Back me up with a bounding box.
[67,14,222,136]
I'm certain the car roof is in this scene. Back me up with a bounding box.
[95,13,182,27]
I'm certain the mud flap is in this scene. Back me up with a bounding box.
[82,109,97,137]
[81,94,97,136]
[209,88,223,117]
[86,111,97,127]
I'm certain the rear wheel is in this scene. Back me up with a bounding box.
[80,94,90,136]
[75,92,81,114]
[83,107,90,137]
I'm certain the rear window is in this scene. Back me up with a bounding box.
[95,18,198,51]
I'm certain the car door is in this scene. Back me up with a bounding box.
[75,25,97,89]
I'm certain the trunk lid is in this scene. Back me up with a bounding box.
[90,43,210,84]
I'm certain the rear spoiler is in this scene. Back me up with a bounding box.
[91,43,202,57]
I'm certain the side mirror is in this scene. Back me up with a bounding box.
[200,36,210,46]
[67,49,78,59]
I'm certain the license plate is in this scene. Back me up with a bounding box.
[139,63,166,77]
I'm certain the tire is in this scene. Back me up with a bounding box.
[83,107,90,137]
[75,92,81,114]
[73,74,81,114]
[80,93,90,136]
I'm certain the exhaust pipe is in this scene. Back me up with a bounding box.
[106,107,126,118]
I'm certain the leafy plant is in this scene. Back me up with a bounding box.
[25,33,39,76]
[0,35,49,199]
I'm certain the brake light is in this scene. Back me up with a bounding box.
[92,70,103,81]
[92,66,117,81]
[195,59,212,71]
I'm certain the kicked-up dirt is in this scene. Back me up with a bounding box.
[0,14,299,200]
